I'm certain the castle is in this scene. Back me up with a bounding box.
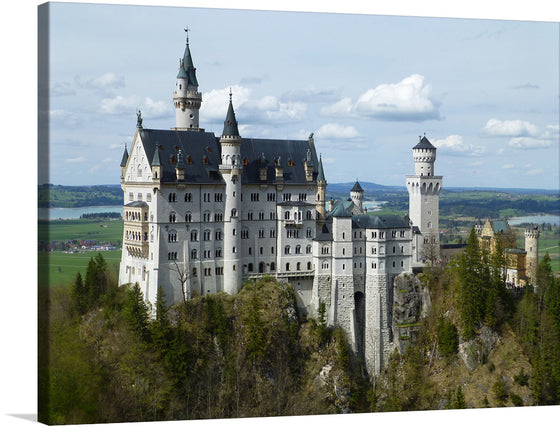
[474,218,539,287]
[118,34,441,375]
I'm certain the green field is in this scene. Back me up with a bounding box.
[38,250,122,287]
[38,218,124,286]
[38,219,124,243]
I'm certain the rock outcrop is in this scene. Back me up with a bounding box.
[392,273,431,354]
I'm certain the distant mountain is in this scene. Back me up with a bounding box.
[327,182,559,196]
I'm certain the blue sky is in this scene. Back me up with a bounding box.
[43,2,558,190]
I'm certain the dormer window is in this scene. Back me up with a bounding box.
[243,157,248,165]
[187,155,192,165]
[203,156,209,165]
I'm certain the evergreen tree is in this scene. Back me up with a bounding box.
[457,228,484,339]
[151,286,171,355]
[123,283,150,341]
[71,272,87,315]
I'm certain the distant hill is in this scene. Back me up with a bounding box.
[38,184,122,208]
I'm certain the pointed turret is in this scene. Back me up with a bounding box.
[173,29,202,130]
[222,91,241,139]
[177,38,199,87]
[120,144,129,167]
[316,154,327,223]
[317,154,326,182]
[350,179,364,212]
[120,144,129,182]
[151,144,162,184]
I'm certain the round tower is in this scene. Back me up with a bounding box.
[406,135,442,266]
[525,226,540,285]
[173,30,202,130]
[413,135,437,176]
[219,92,243,294]
[350,180,364,212]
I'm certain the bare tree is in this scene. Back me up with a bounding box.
[171,259,191,305]
[421,232,440,267]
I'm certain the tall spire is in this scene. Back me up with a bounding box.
[177,34,199,86]
[222,90,240,138]
[317,154,326,182]
[173,28,202,130]
[120,144,129,167]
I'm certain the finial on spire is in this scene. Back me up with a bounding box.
[229,87,232,102]
[136,109,143,128]
[184,26,190,44]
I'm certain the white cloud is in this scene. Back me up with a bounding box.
[502,164,515,169]
[316,123,360,139]
[433,134,486,156]
[99,96,169,118]
[201,85,251,121]
[321,97,353,116]
[83,72,125,91]
[482,118,539,137]
[525,168,543,176]
[66,156,86,163]
[352,74,440,121]
[508,137,552,149]
[100,95,137,115]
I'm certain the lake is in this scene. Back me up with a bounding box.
[39,205,123,220]
[508,215,560,226]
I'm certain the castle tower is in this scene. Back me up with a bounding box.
[406,135,443,265]
[173,30,202,130]
[525,226,540,285]
[219,92,243,294]
[316,155,327,224]
[350,180,364,213]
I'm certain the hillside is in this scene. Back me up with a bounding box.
[40,244,560,424]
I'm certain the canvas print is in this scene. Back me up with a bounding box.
[38,2,560,425]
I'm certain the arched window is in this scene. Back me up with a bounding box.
[286,263,290,271]
[270,262,276,271]
[169,212,176,223]
[307,262,312,270]
[185,211,192,222]
[190,230,198,241]
[231,208,237,217]
[296,262,301,271]
[284,245,290,255]
[295,245,301,254]
[192,267,197,277]
[248,263,254,272]
[190,249,197,259]
[284,211,291,220]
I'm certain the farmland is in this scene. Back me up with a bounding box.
[38,218,123,287]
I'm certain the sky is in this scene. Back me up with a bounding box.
[41,2,560,190]
[1,2,559,427]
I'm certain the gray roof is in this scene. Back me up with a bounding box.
[351,180,364,193]
[222,96,240,137]
[139,129,224,184]
[240,137,320,185]
[120,145,129,167]
[177,42,199,86]
[314,223,333,241]
[328,200,354,218]
[138,128,321,185]
[413,136,436,150]
[125,201,148,208]
[351,214,410,230]
[317,155,326,182]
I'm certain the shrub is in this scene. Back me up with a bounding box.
[436,317,459,357]
[510,393,523,407]
[514,368,529,386]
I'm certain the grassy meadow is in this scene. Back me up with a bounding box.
[38,250,122,287]
[39,218,124,287]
